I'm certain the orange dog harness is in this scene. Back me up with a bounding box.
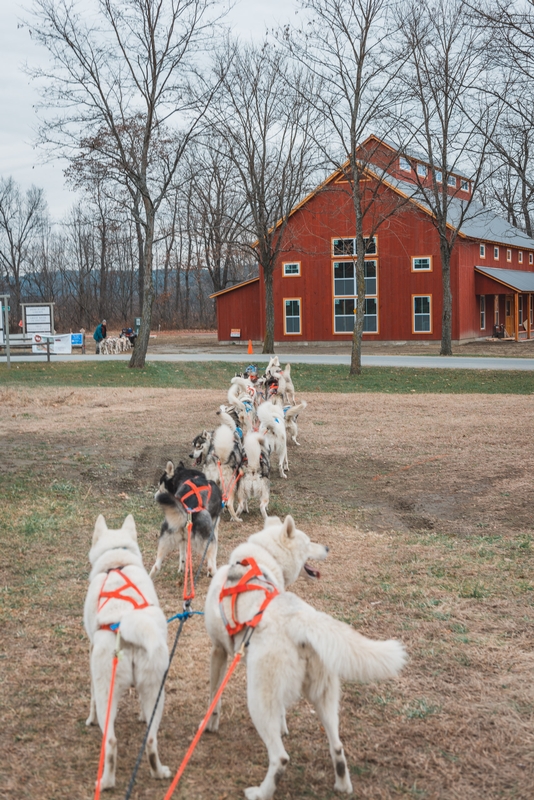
[219,557,279,637]
[98,567,150,631]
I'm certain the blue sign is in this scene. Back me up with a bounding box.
[71,333,83,346]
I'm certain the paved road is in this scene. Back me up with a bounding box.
[3,351,534,370]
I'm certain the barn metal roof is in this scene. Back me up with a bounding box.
[475,266,534,292]
[379,172,534,250]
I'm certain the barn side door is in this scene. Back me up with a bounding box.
[505,295,515,337]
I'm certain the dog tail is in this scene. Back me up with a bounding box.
[283,363,291,380]
[284,400,306,421]
[119,606,169,663]
[217,404,236,432]
[257,400,281,430]
[283,595,407,683]
[213,423,235,463]
[243,431,264,469]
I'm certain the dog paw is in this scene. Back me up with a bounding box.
[244,788,266,800]
[156,765,172,779]
[334,775,353,794]
[85,714,96,726]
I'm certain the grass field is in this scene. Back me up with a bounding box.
[1,373,534,799]
[2,359,534,393]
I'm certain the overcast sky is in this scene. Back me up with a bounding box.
[0,0,299,221]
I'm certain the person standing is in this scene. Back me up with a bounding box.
[93,319,107,354]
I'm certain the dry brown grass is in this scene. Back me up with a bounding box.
[1,387,533,799]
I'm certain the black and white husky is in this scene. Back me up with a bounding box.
[150,462,222,578]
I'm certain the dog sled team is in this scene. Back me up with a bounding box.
[84,359,407,799]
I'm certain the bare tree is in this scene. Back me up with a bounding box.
[396,0,494,355]
[28,0,224,366]
[286,0,408,374]
[211,40,321,354]
[0,177,47,329]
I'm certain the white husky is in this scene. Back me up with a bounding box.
[257,401,288,478]
[84,515,171,790]
[204,516,407,800]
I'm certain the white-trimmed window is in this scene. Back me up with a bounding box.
[519,251,523,263]
[333,260,378,333]
[412,256,432,271]
[447,175,456,187]
[284,298,301,334]
[461,179,470,192]
[494,247,499,260]
[494,295,499,326]
[518,296,524,325]
[530,253,533,265]
[417,163,427,177]
[480,244,486,258]
[435,170,443,183]
[332,236,377,256]
[400,156,411,171]
[507,249,512,262]
[480,295,486,329]
[283,262,301,276]
[413,295,432,333]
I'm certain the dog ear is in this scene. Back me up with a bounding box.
[92,514,108,545]
[264,515,281,528]
[122,514,138,540]
[166,461,175,477]
[282,515,296,539]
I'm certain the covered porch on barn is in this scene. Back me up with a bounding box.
[475,266,534,342]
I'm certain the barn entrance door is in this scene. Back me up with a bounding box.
[505,295,515,337]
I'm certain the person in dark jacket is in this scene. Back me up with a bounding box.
[93,320,107,353]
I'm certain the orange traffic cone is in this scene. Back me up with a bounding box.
[247,339,254,355]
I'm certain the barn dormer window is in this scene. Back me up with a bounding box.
[399,156,411,171]
[447,175,456,187]
[417,164,427,177]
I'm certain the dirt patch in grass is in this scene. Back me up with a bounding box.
[1,388,533,799]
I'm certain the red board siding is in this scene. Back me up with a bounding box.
[215,280,262,342]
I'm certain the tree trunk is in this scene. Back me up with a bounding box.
[440,241,453,356]
[263,266,275,354]
[129,203,155,368]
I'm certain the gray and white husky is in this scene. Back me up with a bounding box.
[205,516,407,800]
[84,515,170,790]
[229,431,270,521]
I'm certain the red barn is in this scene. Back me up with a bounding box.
[211,137,534,344]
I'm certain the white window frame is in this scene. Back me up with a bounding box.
[461,179,470,192]
[332,236,377,257]
[333,259,378,334]
[519,251,523,263]
[447,175,456,187]
[412,295,432,334]
[284,298,301,335]
[480,295,486,330]
[506,249,512,262]
[283,262,301,277]
[530,253,534,265]
[399,156,411,172]
[494,247,499,260]
[417,163,427,177]
[480,244,486,259]
[435,170,443,183]
[412,256,432,272]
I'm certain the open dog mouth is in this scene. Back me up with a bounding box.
[303,562,321,579]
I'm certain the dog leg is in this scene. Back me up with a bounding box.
[86,650,97,726]
[245,697,290,800]
[260,493,269,521]
[309,676,352,794]
[226,491,243,523]
[138,686,171,780]
[206,644,228,733]
[149,531,180,578]
[206,517,219,577]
